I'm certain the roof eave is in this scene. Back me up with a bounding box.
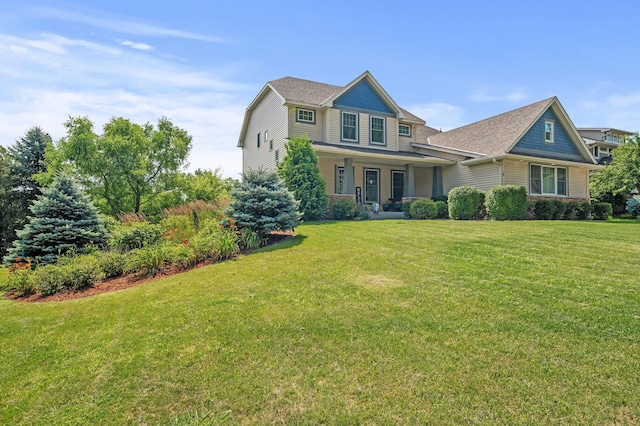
[462,153,603,169]
[238,83,285,145]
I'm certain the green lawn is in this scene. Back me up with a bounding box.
[1,220,639,425]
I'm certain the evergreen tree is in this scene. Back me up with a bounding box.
[4,174,108,265]
[3,127,52,255]
[277,135,328,220]
[227,169,301,238]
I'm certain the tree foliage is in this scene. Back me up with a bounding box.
[48,116,192,215]
[226,169,301,237]
[277,135,328,220]
[4,174,108,265]
[590,134,640,201]
[0,127,52,257]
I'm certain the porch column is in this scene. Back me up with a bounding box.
[343,158,355,194]
[404,164,415,197]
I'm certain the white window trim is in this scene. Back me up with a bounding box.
[370,116,386,145]
[296,108,315,124]
[544,120,554,144]
[342,111,358,142]
[398,124,411,137]
[530,164,568,196]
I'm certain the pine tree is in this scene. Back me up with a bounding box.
[227,169,301,238]
[4,174,108,265]
[277,135,328,220]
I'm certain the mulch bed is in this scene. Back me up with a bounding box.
[5,231,294,303]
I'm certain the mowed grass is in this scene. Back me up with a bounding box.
[1,220,639,425]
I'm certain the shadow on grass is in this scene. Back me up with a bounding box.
[254,234,306,254]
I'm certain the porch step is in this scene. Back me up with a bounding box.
[369,211,405,220]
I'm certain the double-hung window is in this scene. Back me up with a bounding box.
[370,116,385,145]
[530,164,567,196]
[342,112,358,142]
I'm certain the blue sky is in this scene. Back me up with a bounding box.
[1,1,639,178]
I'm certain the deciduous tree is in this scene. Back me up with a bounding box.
[590,133,640,201]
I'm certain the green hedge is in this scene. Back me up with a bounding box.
[332,199,360,220]
[409,199,438,219]
[485,185,528,220]
[448,186,485,220]
[592,202,613,220]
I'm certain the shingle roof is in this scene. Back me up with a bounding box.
[427,97,554,157]
[268,75,425,124]
[269,77,342,105]
[415,125,442,144]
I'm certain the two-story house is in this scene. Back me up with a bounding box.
[238,71,601,208]
[576,128,633,165]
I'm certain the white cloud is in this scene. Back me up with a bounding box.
[32,6,229,43]
[0,32,251,178]
[406,102,466,131]
[119,40,154,51]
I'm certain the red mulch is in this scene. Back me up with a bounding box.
[6,231,294,303]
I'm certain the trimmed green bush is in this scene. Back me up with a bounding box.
[35,255,104,295]
[592,202,613,220]
[575,202,592,220]
[448,186,485,220]
[435,200,448,219]
[563,202,577,220]
[332,199,359,220]
[485,185,528,220]
[95,251,126,279]
[534,200,556,220]
[402,201,413,219]
[626,195,640,217]
[552,200,568,220]
[409,199,438,220]
[110,222,163,252]
[7,268,37,296]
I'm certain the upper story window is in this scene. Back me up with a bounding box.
[297,108,315,124]
[398,124,411,137]
[370,116,385,145]
[342,111,358,142]
[530,164,567,196]
[544,121,554,144]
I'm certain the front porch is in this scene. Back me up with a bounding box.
[314,142,454,213]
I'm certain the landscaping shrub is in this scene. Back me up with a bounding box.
[125,244,173,277]
[448,186,485,220]
[409,199,438,219]
[563,202,577,220]
[626,195,640,217]
[238,228,261,252]
[166,244,196,271]
[36,255,104,295]
[7,268,37,296]
[95,251,126,279]
[485,185,528,220]
[435,200,448,219]
[110,222,163,252]
[432,195,448,203]
[552,200,568,220]
[160,215,194,244]
[402,201,413,219]
[574,202,592,220]
[592,202,613,220]
[332,199,359,220]
[534,200,556,220]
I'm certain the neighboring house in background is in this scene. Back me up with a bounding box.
[238,71,602,208]
[576,128,634,165]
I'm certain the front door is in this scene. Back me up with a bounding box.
[391,171,404,201]
[364,168,379,204]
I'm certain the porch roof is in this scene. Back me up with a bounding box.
[311,141,455,166]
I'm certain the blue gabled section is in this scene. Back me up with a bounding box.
[334,80,394,114]
[511,108,587,162]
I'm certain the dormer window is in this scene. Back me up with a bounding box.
[544,121,554,144]
[296,108,315,123]
[399,124,411,137]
